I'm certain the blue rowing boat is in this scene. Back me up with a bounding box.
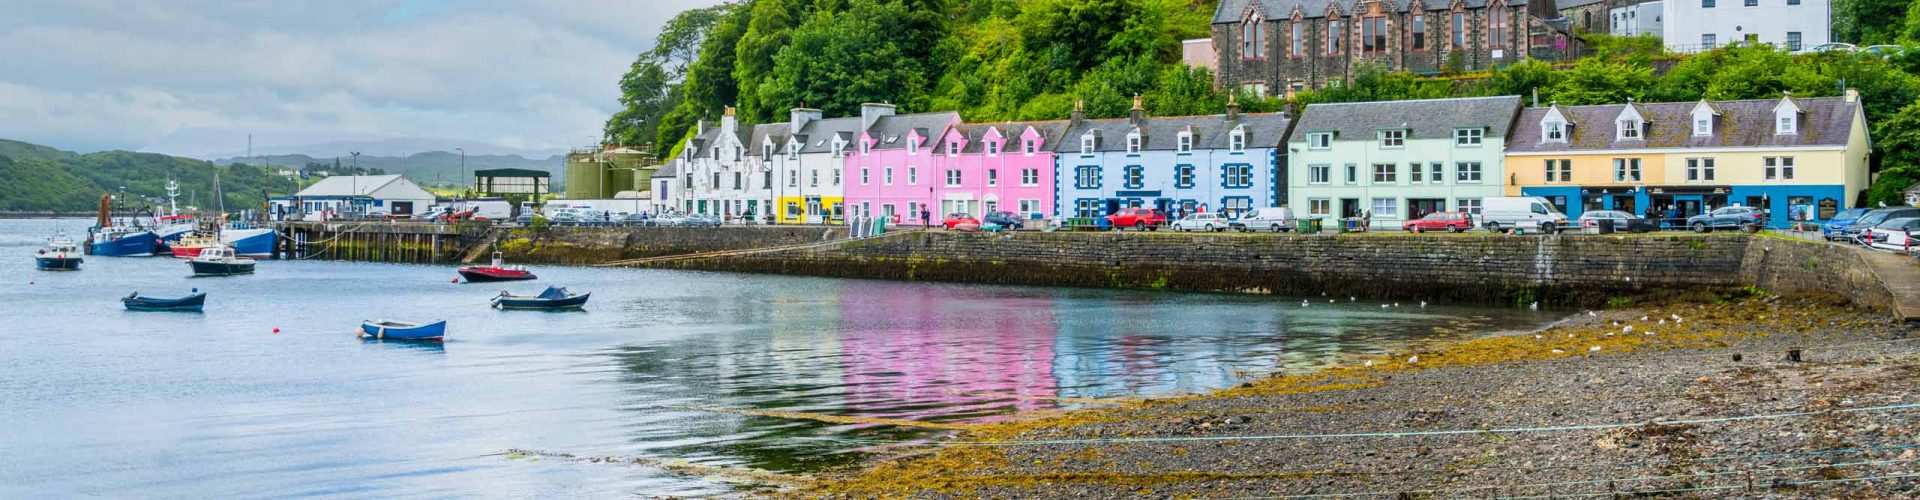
[123,290,205,312]
[359,319,447,341]
[492,286,590,310]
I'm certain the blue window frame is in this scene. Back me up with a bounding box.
[1073,198,1102,218]
[1221,163,1253,188]
[1074,165,1102,189]
[1174,164,1195,188]
[1123,165,1144,189]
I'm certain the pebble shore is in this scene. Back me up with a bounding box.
[792,293,1920,498]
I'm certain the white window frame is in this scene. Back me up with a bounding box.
[1308,164,1331,184]
[908,166,918,185]
[1694,117,1712,136]
[1308,132,1331,149]
[1080,134,1096,155]
[1230,128,1246,151]
[1429,162,1444,184]
[945,169,962,187]
[1371,197,1398,218]
[1456,162,1483,183]
[1372,163,1397,183]
[1023,139,1037,155]
[832,168,841,186]
[906,140,918,155]
[1615,158,1643,182]
[884,167,894,185]
[1177,132,1193,153]
[1379,130,1405,149]
[1544,121,1566,142]
[1685,157,1715,181]
[1455,128,1483,147]
[1126,133,1142,154]
[1457,198,1483,215]
[1020,168,1039,186]
[1345,163,1358,184]
[1308,198,1331,216]
[1617,119,1640,140]
[987,168,998,187]
[986,140,1000,156]
[1777,115,1796,135]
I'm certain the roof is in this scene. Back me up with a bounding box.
[1213,0,1526,23]
[295,175,432,200]
[1506,96,1858,153]
[1057,112,1293,153]
[794,116,863,154]
[472,168,549,178]
[1554,0,1605,9]
[947,121,1072,154]
[744,123,787,156]
[652,160,678,178]
[866,112,960,150]
[1292,96,1523,142]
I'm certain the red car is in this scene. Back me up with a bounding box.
[1105,208,1167,231]
[942,212,980,230]
[1402,211,1474,233]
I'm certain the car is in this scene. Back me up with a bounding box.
[1687,206,1767,232]
[1836,208,1920,241]
[1864,217,1920,251]
[685,214,722,227]
[1105,207,1167,231]
[1171,213,1231,232]
[981,211,1026,230]
[1230,207,1296,232]
[621,213,653,226]
[650,214,689,227]
[1575,210,1659,233]
[1864,45,1906,57]
[1797,42,1859,55]
[1822,208,1872,241]
[942,212,981,230]
[1402,211,1474,233]
[1480,197,1570,233]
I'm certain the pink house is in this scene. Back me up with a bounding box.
[842,106,962,225]
[843,104,1063,226]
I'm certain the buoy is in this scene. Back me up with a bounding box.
[451,277,460,283]
[272,327,281,334]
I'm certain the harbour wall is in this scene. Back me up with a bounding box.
[480,225,847,265]
[1740,235,1900,313]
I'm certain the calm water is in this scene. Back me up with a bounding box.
[0,218,1553,497]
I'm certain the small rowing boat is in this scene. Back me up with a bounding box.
[123,290,206,312]
[359,319,447,341]
[492,286,590,310]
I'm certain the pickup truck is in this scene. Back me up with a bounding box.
[1104,208,1167,231]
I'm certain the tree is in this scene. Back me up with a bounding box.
[603,5,724,150]
[1145,64,1223,116]
[1834,0,1910,45]
[733,0,800,122]
[1475,59,1560,99]
[755,0,928,117]
[1550,58,1653,105]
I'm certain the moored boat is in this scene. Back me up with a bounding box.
[123,290,206,312]
[457,252,537,282]
[492,286,590,310]
[188,246,256,276]
[89,226,160,257]
[359,319,447,341]
[35,234,84,271]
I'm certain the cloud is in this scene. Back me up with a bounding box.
[0,0,728,157]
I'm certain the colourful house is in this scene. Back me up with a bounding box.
[1286,96,1520,227]
[924,121,1068,221]
[1506,91,1871,227]
[776,109,860,224]
[841,104,963,225]
[1054,99,1291,220]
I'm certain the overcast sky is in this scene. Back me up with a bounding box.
[0,0,726,158]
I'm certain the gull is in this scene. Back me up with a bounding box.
[1658,319,1666,325]
[1645,331,1656,336]
[1328,299,1335,303]
[1407,355,1420,364]
[1394,302,1400,308]
[1589,346,1603,352]
[1640,316,1650,321]
[1676,318,1684,324]
[1382,304,1390,309]
[1587,311,1597,317]
[1623,325,1634,334]
[1364,360,1375,367]
[1302,300,1310,307]
[1420,301,1428,308]
[1567,333,1576,338]
[1612,321,1620,327]
[1534,334,1543,339]
[1671,313,1681,321]
[1529,301,1539,311]
[1350,296,1357,302]
[1552,348,1566,354]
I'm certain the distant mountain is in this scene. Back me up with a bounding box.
[213,151,567,188]
[0,138,77,163]
[0,138,301,213]
[183,137,567,161]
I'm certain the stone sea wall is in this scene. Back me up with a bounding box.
[485,225,847,265]
[1740,235,1897,312]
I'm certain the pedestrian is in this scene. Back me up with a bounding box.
[921,208,931,229]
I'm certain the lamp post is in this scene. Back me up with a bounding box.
[350,151,361,215]
[455,147,466,198]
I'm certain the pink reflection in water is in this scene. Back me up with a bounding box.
[839,283,1058,422]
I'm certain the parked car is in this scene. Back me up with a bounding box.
[1838,208,1920,241]
[621,213,653,226]
[1822,208,1872,241]
[1797,42,1859,54]
[942,212,981,230]
[1575,210,1659,233]
[684,214,722,227]
[1230,207,1295,232]
[1402,211,1474,233]
[1864,217,1920,251]
[1864,45,1907,57]
[1480,197,1569,233]
[1105,208,1167,231]
[651,214,689,227]
[981,211,1026,230]
[1171,213,1230,232]
[1687,206,1768,232]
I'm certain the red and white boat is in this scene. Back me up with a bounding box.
[457,252,538,282]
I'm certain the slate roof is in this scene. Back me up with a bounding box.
[867,112,960,150]
[743,123,787,157]
[1506,96,1858,153]
[793,117,863,154]
[1056,112,1293,153]
[1214,0,1526,23]
[652,159,678,178]
[945,121,1072,154]
[1554,0,1605,9]
[1291,95,1523,143]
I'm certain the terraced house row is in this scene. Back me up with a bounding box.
[657,90,1870,229]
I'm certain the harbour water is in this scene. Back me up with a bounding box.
[1,218,1556,497]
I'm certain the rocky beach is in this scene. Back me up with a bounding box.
[793,292,1920,498]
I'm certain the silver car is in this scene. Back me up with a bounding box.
[1171,213,1231,232]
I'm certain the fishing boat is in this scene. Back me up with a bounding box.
[188,246,256,276]
[123,289,206,312]
[359,319,447,341]
[35,234,84,271]
[457,252,537,282]
[492,286,590,310]
[154,215,196,243]
[86,192,161,257]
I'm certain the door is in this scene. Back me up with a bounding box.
[1408,199,1446,221]
[1340,199,1362,219]
[390,201,414,216]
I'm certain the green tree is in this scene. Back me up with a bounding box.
[733,0,800,122]
[1145,64,1223,116]
[1476,59,1560,99]
[1834,0,1910,44]
[1550,58,1653,105]
[755,0,929,117]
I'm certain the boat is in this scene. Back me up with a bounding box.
[123,290,206,312]
[86,192,161,257]
[457,252,537,282]
[154,215,196,243]
[188,246,256,276]
[35,234,84,271]
[492,286,591,310]
[169,226,270,259]
[359,319,447,341]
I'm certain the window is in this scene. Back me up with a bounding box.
[1327,20,1341,55]
[788,145,798,160]
[1021,168,1039,186]
[733,172,743,189]
[987,169,998,187]
[945,169,962,187]
[1455,128,1483,146]
[1075,165,1101,189]
[1073,199,1100,218]
[1546,159,1571,182]
[1764,156,1795,180]
[860,140,869,155]
[861,167,870,185]
[946,141,960,156]
[1023,139,1037,155]
[1694,116,1712,136]
[1291,22,1303,56]
[1786,32,1802,51]
[906,140,917,155]
[1614,158,1642,182]
[1618,119,1641,140]
[1451,12,1464,49]
[1242,13,1265,58]
[884,167,894,185]
[808,170,819,187]
[1018,199,1041,215]
[1363,16,1387,53]
[1371,197,1398,218]
[1703,0,1714,7]
[1224,164,1253,188]
[1458,198,1483,215]
[1345,163,1359,184]
[1308,132,1332,149]
[1379,130,1405,148]
[1309,198,1331,216]
[1489,4,1509,50]
[1686,157,1715,181]
[1123,165,1144,189]
[1788,0,1799,4]
[983,140,1000,156]
[908,167,917,184]
[1411,162,1424,183]
[763,144,773,158]
[1309,164,1331,184]
[1230,130,1246,151]
[1778,115,1796,135]
[1372,163,1397,183]
[1429,162,1444,183]
[789,170,800,187]
[833,168,841,185]
[763,170,772,188]
[1080,135,1095,155]
[1456,162,1483,183]
[1545,121,1566,142]
[1126,133,1141,154]
[1177,133,1193,152]
[1744,0,1755,5]
[1175,165,1196,188]
[908,202,918,219]
[1412,15,1426,50]
[1702,34,1716,49]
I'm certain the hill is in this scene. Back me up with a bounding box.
[0,138,77,163]
[213,151,566,188]
[0,140,306,213]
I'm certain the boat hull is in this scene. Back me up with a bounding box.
[359,320,447,341]
[90,231,159,257]
[189,260,255,276]
[493,292,590,310]
[172,229,275,259]
[458,267,537,282]
[35,256,83,271]
[123,293,206,312]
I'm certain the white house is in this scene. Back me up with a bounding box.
[1610,1,1662,38]
[649,158,680,215]
[279,174,436,220]
[683,107,778,222]
[1663,0,1827,53]
[1287,96,1524,228]
[779,109,859,224]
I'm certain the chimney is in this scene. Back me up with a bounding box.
[1128,94,1145,126]
[1226,93,1241,122]
[789,107,822,136]
[720,106,738,134]
[696,118,709,134]
[1531,87,1539,107]
[860,102,896,132]
[1070,99,1086,124]
[1845,88,1859,103]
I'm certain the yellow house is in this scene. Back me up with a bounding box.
[1504,90,1870,227]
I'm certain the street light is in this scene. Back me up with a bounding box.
[455,147,466,198]
[350,151,361,215]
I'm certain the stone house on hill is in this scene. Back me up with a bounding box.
[1212,0,1542,94]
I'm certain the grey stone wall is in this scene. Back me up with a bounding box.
[1739,237,1896,312]
[490,226,847,265]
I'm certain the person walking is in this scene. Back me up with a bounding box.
[921,207,931,229]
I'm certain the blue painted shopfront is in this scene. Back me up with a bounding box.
[1521,184,1847,228]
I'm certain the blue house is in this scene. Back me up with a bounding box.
[1054,98,1292,219]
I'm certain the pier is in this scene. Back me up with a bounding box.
[274,221,475,263]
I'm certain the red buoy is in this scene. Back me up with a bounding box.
[272,327,281,334]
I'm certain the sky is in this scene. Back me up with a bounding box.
[0,0,726,158]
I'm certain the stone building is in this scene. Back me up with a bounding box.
[1212,0,1538,94]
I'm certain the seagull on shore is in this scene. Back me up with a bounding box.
[1302,300,1310,307]
[1529,301,1539,311]
[1534,334,1543,339]
[1407,355,1420,364]
[1587,311,1597,317]
[1364,360,1375,367]
[1612,321,1620,327]
[1645,330,1656,336]
[1421,301,1428,308]
[1350,296,1357,302]
[1394,302,1400,308]
[1589,346,1603,352]
[1382,304,1390,309]
[1552,348,1566,354]
[1623,325,1634,334]
[1658,319,1666,325]
[1640,315,1650,321]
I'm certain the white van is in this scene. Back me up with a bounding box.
[1480,197,1570,233]
[453,198,512,220]
[1231,206,1296,232]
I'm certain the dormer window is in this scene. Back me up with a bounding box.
[986,140,999,156]
[1777,115,1796,135]
[1378,130,1405,148]
[1617,119,1640,140]
[906,140,917,155]
[1023,139,1036,155]
[763,144,773,158]
[1177,131,1193,153]
[859,140,869,156]
[1230,127,1246,151]
[1307,132,1331,149]
[1081,134,1095,155]
[1126,132,1142,154]
[946,140,959,156]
